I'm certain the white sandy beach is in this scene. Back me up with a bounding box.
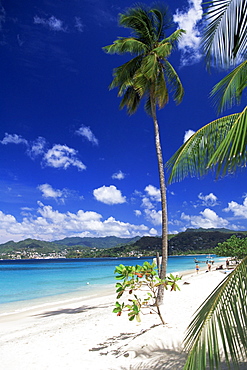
[0,265,232,370]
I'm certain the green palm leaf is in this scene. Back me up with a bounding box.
[183,257,247,370]
[166,107,247,183]
[103,37,147,55]
[211,61,247,113]
[203,0,247,68]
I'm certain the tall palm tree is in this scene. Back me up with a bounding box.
[165,0,247,368]
[103,4,185,303]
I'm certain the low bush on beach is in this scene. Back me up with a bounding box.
[113,261,181,325]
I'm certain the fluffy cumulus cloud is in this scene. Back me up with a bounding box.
[181,208,238,229]
[34,15,66,32]
[0,204,153,243]
[43,144,86,171]
[174,0,203,66]
[135,185,162,226]
[198,193,218,207]
[145,185,161,202]
[76,125,98,145]
[93,185,126,205]
[112,170,125,180]
[224,196,247,218]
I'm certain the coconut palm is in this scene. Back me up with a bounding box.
[166,0,247,182]
[103,4,185,303]
[164,0,247,368]
[183,257,247,370]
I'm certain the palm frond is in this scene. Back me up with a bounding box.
[203,0,247,68]
[109,56,142,92]
[166,111,243,183]
[155,70,168,109]
[163,60,184,104]
[103,37,147,55]
[140,54,158,79]
[119,86,141,115]
[164,29,186,48]
[211,61,247,113]
[208,106,247,175]
[183,257,247,370]
[150,6,172,41]
[119,6,154,46]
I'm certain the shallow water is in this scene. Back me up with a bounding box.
[0,255,224,313]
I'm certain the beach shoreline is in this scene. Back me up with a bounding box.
[0,261,233,370]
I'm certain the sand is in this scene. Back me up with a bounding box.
[0,265,230,370]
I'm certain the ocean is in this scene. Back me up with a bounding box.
[0,255,224,314]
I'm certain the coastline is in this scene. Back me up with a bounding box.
[0,261,233,370]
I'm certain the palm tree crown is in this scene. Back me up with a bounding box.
[103,5,185,115]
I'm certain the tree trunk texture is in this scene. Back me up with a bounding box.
[151,96,168,305]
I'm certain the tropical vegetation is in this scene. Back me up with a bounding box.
[103,3,185,303]
[215,235,247,261]
[166,0,247,182]
[113,261,181,325]
[164,0,247,368]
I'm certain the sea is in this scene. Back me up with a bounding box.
[0,255,225,315]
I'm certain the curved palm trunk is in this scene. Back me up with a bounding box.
[151,95,168,305]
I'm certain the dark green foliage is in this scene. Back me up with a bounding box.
[215,235,247,260]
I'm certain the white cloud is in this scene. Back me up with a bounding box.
[145,209,162,226]
[181,208,230,229]
[34,15,66,32]
[145,185,161,202]
[93,185,126,205]
[76,125,98,145]
[112,170,125,180]
[183,129,195,143]
[0,204,153,243]
[1,133,28,146]
[174,0,203,66]
[37,184,66,203]
[224,196,247,218]
[198,192,218,207]
[43,144,86,171]
[134,210,142,217]
[28,137,46,158]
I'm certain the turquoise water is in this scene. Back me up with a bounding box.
[0,255,224,308]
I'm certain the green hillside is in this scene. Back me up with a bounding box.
[1,229,247,259]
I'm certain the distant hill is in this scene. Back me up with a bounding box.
[1,229,247,259]
[53,236,140,249]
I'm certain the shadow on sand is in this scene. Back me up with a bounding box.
[33,303,111,318]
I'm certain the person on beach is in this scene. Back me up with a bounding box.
[208,263,211,272]
[196,264,199,274]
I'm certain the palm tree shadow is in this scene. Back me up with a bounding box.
[33,303,110,318]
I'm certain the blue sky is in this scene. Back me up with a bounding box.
[0,0,246,243]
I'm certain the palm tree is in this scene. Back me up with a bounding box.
[183,257,247,370]
[103,4,185,303]
[166,0,247,182]
[164,0,247,368]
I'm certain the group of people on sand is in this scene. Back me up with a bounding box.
[195,259,231,274]
[195,262,212,274]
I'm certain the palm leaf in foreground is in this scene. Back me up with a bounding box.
[166,106,247,183]
[183,257,247,370]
